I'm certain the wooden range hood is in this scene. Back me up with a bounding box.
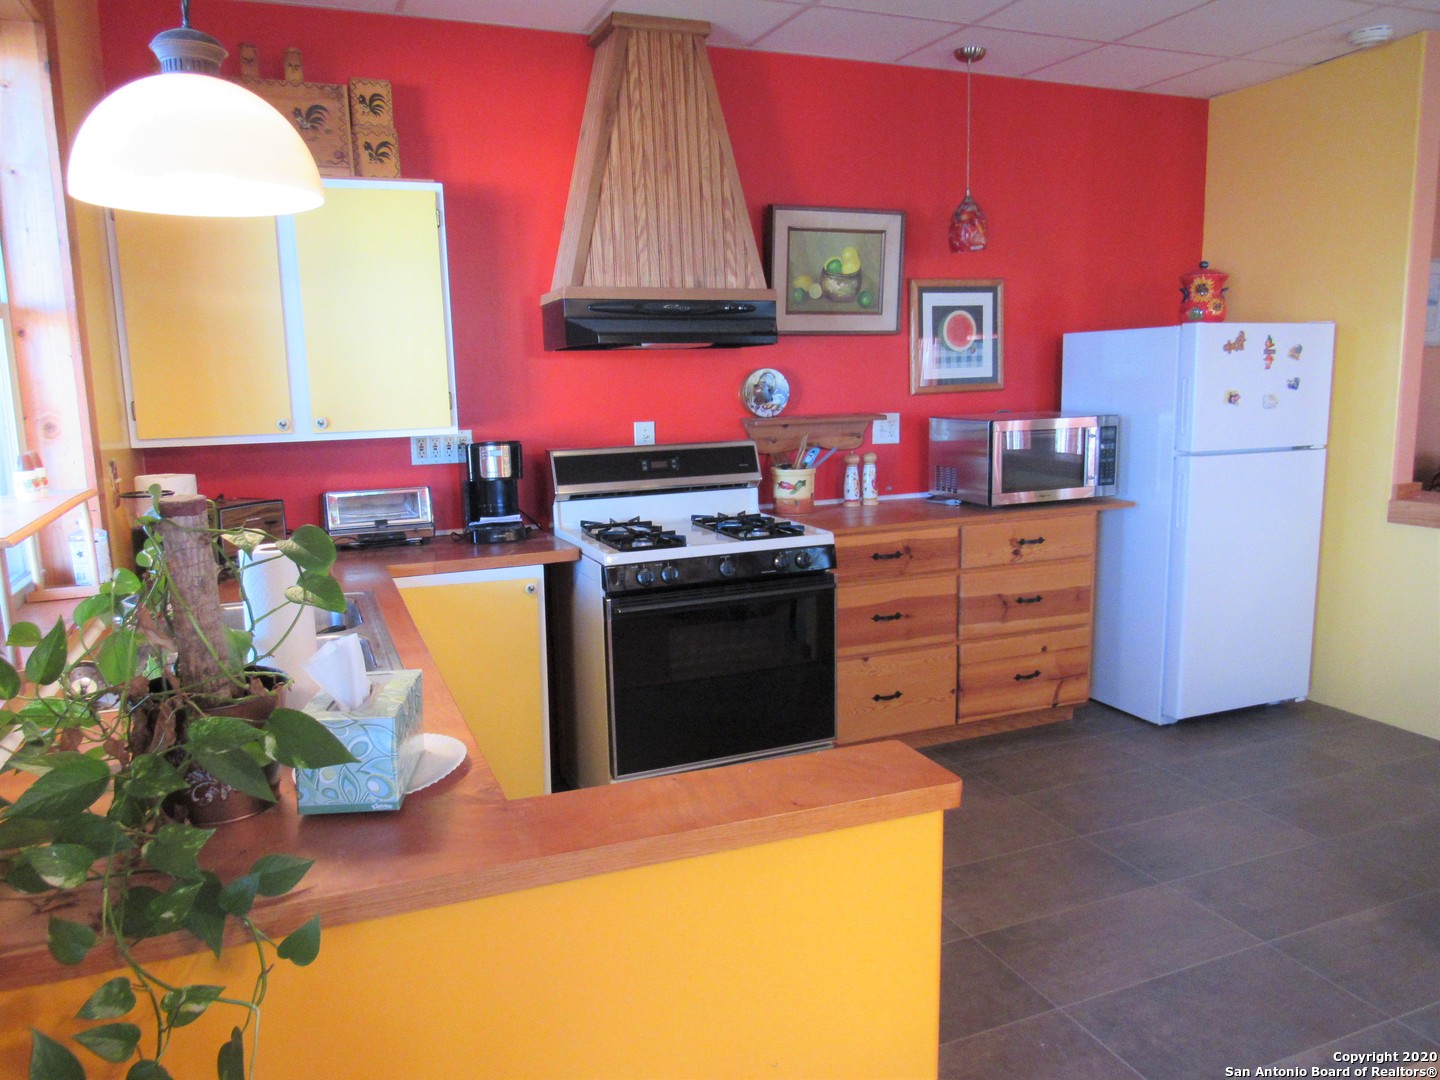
[541,13,778,350]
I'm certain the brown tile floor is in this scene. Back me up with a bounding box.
[922,701,1440,1080]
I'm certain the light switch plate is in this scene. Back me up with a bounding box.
[873,413,900,444]
[634,421,656,446]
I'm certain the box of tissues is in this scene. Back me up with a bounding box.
[294,666,425,814]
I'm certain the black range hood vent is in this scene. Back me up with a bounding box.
[542,296,777,350]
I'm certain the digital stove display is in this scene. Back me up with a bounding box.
[580,518,686,552]
[690,512,806,541]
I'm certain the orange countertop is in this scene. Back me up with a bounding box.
[0,531,961,992]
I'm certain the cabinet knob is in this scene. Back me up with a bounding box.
[276,419,290,431]
[525,583,536,595]
[314,417,329,430]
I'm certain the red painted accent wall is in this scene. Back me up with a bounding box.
[98,0,1206,528]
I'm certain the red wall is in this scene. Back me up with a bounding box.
[99,0,1207,528]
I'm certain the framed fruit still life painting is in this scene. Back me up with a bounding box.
[909,279,1004,394]
[765,206,905,334]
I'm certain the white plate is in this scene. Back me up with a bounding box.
[741,368,790,417]
[406,733,467,793]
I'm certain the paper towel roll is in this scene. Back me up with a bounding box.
[238,544,319,705]
[134,472,198,496]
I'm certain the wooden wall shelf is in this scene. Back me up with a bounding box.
[742,413,884,457]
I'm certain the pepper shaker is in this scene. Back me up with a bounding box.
[843,453,861,506]
[862,452,878,505]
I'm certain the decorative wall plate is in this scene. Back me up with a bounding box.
[742,368,790,417]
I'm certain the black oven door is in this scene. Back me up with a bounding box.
[605,573,836,780]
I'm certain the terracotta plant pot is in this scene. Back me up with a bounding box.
[129,668,290,825]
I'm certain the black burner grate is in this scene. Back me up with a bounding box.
[580,517,687,552]
[690,511,806,541]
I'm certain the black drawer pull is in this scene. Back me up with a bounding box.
[873,690,904,702]
[872,550,905,561]
[1015,595,1044,605]
[1017,536,1046,546]
[1014,670,1043,681]
[872,612,904,623]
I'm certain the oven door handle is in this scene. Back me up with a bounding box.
[607,574,835,616]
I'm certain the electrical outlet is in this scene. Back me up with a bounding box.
[410,430,472,465]
[872,412,901,444]
[634,421,656,446]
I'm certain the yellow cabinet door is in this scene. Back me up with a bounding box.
[292,183,454,436]
[113,212,293,440]
[396,569,550,798]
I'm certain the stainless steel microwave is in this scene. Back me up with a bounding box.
[929,412,1119,506]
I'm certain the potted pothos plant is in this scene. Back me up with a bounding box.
[0,490,359,1079]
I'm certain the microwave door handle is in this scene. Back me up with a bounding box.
[1084,427,1099,487]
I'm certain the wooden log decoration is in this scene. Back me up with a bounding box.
[156,494,230,697]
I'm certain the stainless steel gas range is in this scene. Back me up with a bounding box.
[549,441,837,788]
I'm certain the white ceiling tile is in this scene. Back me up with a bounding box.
[815,0,1006,22]
[898,24,1097,75]
[1146,56,1302,97]
[591,0,808,46]
[397,0,607,32]
[1246,8,1440,64]
[1122,0,1378,55]
[213,0,1425,97]
[979,0,1211,42]
[749,5,957,62]
[1029,42,1216,91]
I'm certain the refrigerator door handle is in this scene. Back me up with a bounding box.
[1173,466,1187,532]
[1177,376,1191,446]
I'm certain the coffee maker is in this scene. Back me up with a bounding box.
[464,440,533,543]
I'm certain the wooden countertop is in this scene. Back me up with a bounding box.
[0,531,961,992]
[800,495,1133,535]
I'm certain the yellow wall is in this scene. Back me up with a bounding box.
[1204,33,1440,736]
[1,812,944,1078]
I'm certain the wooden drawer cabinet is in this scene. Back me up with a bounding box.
[958,626,1091,721]
[961,514,1095,569]
[959,559,1094,639]
[837,576,957,655]
[837,646,957,743]
[834,528,958,585]
[822,504,1110,745]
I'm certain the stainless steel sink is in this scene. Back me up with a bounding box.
[220,590,402,672]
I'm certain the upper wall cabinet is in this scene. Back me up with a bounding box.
[111,179,458,447]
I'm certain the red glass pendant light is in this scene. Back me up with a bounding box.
[948,45,988,253]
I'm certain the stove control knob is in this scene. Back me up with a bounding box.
[772,552,790,570]
[635,567,656,587]
[794,549,814,569]
[718,557,737,577]
[660,563,680,584]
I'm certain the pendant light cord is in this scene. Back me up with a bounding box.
[180,0,190,29]
[965,55,973,198]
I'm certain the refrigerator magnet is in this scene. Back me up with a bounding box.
[1287,378,1301,390]
[1226,390,1241,405]
[1223,330,1247,353]
[1263,394,1279,409]
[1288,344,1303,360]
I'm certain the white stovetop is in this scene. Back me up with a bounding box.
[552,490,833,567]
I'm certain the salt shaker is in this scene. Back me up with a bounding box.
[843,453,861,506]
[862,452,878,505]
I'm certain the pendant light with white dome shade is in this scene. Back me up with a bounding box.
[66,0,324,218]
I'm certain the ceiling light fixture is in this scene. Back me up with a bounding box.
[948,45,988,253]
[66,0,324,217]
[1346,24,1394,48]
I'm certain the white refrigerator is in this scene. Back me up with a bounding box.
[1061,322,1336,725]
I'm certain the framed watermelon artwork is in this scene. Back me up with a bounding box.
[909,279,1004,394]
